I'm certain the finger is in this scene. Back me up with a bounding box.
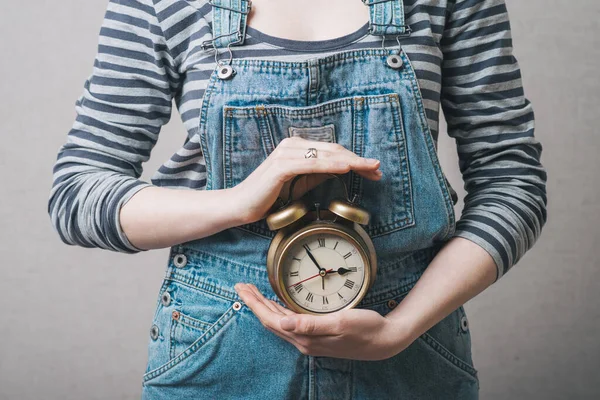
[274,145,380,172]
[265,325,302,347]
[276,159,356,181]
[244,286,340,338]
[355,168,383,181]
[235,285,310,348]
[280,313,342,336]
[284,138,374,165]
[244,284,286,316]
[267,299,296,316]
[235,284,296,335]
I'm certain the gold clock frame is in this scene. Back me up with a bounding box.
[266,209,378,315]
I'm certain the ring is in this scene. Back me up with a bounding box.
[304,147,318,159]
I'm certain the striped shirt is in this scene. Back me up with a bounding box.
[48,0,548,282]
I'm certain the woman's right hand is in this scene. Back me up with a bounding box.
[232,136,382,225]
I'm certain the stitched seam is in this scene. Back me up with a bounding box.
[419,332,478,380]
[177,312,213,331]
[143,305,237,382]
[166,274,240,303]
[402,51,455,238]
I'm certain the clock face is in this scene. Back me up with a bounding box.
[280,231,367,313]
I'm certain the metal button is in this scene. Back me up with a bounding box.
[387,299,398,309]
[150,324,159,340]
[460,315,469,332]
[386,54,403,69]
[172,310,181,321]
[233,301,242,311]
[173,253,187,268]
[161,292,171,307]
[217,64,234,80]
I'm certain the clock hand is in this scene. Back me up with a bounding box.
[333,267,357,275]
[303,245,324,272]
[287,269,334,289]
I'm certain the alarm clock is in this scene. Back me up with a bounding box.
[265,173,377,315]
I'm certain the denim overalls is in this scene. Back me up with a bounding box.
[141,1,479,398]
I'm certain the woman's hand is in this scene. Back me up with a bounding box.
[234,282,413,361]
[233,136,382,225]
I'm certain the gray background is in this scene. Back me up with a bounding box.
[1,0,598,399]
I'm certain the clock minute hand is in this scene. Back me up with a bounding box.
[303,245,324,272]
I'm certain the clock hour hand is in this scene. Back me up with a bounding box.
[334,267,357,275]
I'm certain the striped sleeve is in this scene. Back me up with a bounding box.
[440,0,548,281]
[48,0,178,253]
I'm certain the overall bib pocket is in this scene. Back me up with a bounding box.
[143,277,242,384]
[222,92,415,239]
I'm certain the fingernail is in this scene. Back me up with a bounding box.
[234,283,245,291]
[280,316,296,331]
[366,158,379,164]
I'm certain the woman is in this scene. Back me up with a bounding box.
[48,0,548,398]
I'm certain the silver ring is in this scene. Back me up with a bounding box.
[304,148,317,159]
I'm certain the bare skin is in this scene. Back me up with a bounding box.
[120,137,381,250]
[122,0,499,361]
[245,0,370,41]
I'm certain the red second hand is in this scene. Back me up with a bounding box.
[287,269,334,289]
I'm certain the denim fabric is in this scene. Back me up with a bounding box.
[141,0,479,398]
[141,245,479,399]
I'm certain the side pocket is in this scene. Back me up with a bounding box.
[417,306,478,381]
[356,279,478,382]
[142,279,243,384]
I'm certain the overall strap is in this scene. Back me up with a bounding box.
[204,0,410,50]
[203,0,252,49]
[362,0,410,36]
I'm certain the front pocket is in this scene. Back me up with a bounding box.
[143,280,242,384]
[222,93,414,239]
[356,279,478,382]
[416,306,478,381]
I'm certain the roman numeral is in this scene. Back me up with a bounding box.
[306,292,314,302]
[293,257,301,262]
[323,296,329,305]
[337,293,344,300]
[333,241,339,250]
[343,252,352,259]
[294,283,304,293]
[318,238,325,247]
[344,279,355,290]
[290,271,299,277]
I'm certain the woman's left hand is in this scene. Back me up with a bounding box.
[234,282,414,361]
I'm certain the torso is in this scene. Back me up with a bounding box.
[150,0,453,201]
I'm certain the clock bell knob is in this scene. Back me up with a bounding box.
[328,198,370,225]
[266,198,310,230]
